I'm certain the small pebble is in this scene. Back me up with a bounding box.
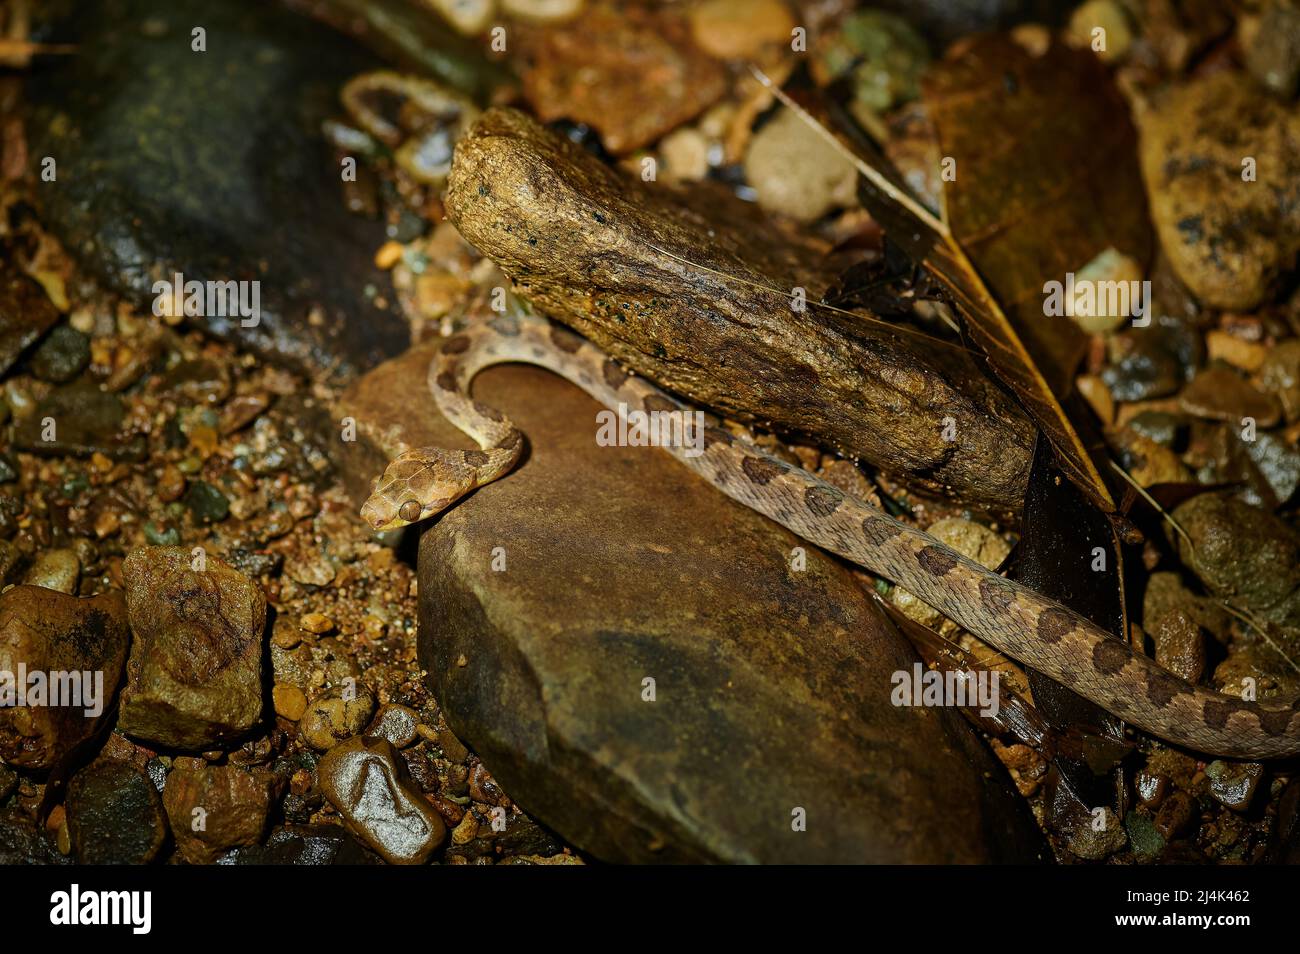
[367,703,420,748]
[22,548,81,594]
[273,684,308,721]
[1205,760,1264,812]
[300,612,335,634]
[299,684,377,751]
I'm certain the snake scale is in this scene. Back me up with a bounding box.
[361,311,1300,759]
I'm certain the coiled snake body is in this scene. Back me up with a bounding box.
[362,313,1300,759]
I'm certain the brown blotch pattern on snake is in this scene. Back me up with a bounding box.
[1259,708,1294,737]
[551,326,584,353]
[860,516,903,547]
[1203,697,1251,731]
[642,394,678,415]
[1147,670,1192,708]
[1091,639,1130,676]
[441,335,471,354]
[436,371,457,392]
[494,432,521,451]
[473,401,505,422]
[602,359,629,390]
[1037,608,1075,644]
[978,577,1015,615]
[741,456,786,485]
[804,485,843,517]
[464,450,490,466]
[488,315,520,336]
[917,546,957,577]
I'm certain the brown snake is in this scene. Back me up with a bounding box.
[361,311,1300,759]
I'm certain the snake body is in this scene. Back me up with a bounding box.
[362,312,1300,759]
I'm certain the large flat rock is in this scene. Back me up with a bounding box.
[340,340,1046,863]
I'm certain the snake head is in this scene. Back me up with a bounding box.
[360,448,477,532]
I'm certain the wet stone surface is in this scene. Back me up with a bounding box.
[359,348,1051,863]
[25,0,408,378]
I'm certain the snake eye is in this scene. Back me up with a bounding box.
[398,500,422,523]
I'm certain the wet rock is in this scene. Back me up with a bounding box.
[1178,367,1281,428]
[446,108,1036,512]
[1153,789,1196,840]
[1245,0,1300,98]
[162,759,278,864]
[270,636,359,692]
[0,586,129,771]
[1109,427,1191,487]
[1127,410,1183,447]
[1172,493,1300,651]
[1258,339,1300,422]
[0,263,59,377]
[183,481,230,524]
[272,685,308,722]
[14,381,146,461]
[1205,760,1264,812]
[514,1,726,154]
[367,704,420,748]
[21,548,80,593]
[118,546,266,751]
[1205,329,1267,373]
[408,358,1046,862]
[1139,70,1300,310]
[29,325,89,383]
[688,0,795,61]
[1152,609,1206,683]
[0,809,68,865]
[318,736,446,864]
[1143,570,1230,640]
[217,823,382,865]
[65,761,167,864]
[25,0,405,377]
[1125,810,1165,861]
[1101,333,1182,401]
[161,359,231,409]
[300,685,377,752]
[745,107,858,224]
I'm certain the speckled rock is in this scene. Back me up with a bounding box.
[1172,493,1300,654]
[29,325,90,383]
[66,761,168,864]
[162,759,279,864]
[745,107,859,223]
[118,547,266,751]
[0,586,129,771]
[0,264,59,378]
[405,357,1046,863]
[514,1,726,154]
[318,736,446,864]
[367,704,420,748]
[1139,70,1300,310]
[299,684,377,752]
